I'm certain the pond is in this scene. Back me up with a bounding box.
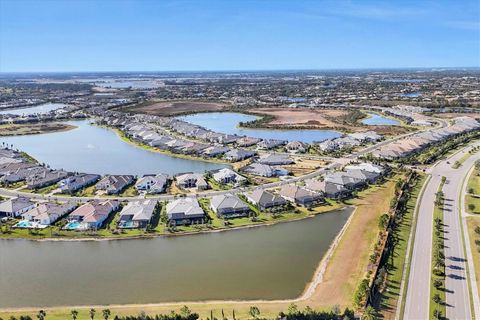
[0,207,352,308]
[0,120,227,176]
[0,103,66,116]
[178,112,342,143]
[361,113,400,126]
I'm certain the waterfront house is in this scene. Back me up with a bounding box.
[211,168,247,186]
[244,189,287,211]
[26,169,70,189]
[285,141,307,153]
[236,136,261,147]
[22,201,76,225]
[224,149,256,162]
[317,140,339,152]
[242,163,275,177]
[175,173,209,190]
[256,154,294,165]
[95,175,135,194]
[118,200,157,229]
[67,200,120,230]
[0,197,36,218]
[305,178,350,199]
[210,193,250,219]
[278,184,324,207]
[58,173,101,194]
[324,171,366,190]
[166,197,205,225]
[135,174,169,194]
[201,146,230,157]
[257,139,287,150]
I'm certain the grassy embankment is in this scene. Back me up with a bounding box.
[466,163,480,215]
[466,217,480,300]
[0,175,403,320]
[429,178,446,319]
[376,174,427,319]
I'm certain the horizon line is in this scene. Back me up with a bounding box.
[1,66,480,74]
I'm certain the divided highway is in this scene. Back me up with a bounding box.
[404,142,480,319]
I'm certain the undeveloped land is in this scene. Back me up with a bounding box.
[249,107,412,135]
[434,112,480,119]
[0,122,76,136]
[123,101,227,116]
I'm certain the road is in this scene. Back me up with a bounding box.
[404,142,480,319]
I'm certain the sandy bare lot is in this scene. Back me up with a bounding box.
[435,112,480,119]
[124,101,226,116]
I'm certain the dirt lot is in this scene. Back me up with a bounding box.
[434,112,480,119]
[249,107,412,135]
[123,100,227,116]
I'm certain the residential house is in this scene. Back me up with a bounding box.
[0,197,35,218]
[67,200,120,230]
[26,169,70,189]
[22,201,76,225]
[285,141,307,153]
[58,173,101,194]
[278,184,323,207]
[224,149,256,162]
[118,200,157,228]
[256,154,294,165]
[175,173,209,190]
[95,175,135,194]
[245,189,287,211]
[135,174,169,194]
[211,168,247,186]
[166,197,205,225]
[210,193,250,219]
[305,178,350,199]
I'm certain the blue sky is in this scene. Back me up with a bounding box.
[0,0,479,72]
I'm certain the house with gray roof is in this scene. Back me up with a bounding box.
[22,201,76,226]
[257,154,294,165]
[0,197,36,218]
[135,174,169,194]
[96,175,135,194]
[166,197,205,225]
[118,200,157,229]
[245,189,287,211]
[278,184,324,207]
[58,173,101,194]
[26,169,70,189]
[211,168,247,186]
[305,178,351,199]
[175,172,209,190]
[210,193,250,219]
[224,149,256,162]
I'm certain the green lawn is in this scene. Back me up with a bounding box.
[376,174,427,318]
[466,194,480,214]
[467,168,480,195]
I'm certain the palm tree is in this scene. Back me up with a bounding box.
[71,310,78,320]
[362,306,376,320]
[89,309,96,320]
[36,310,46,320]
[102,309,111,320]
[433,293,442,305]
[249,306,260,319]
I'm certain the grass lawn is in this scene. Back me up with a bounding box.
[452,152,472,169]
[119,185,139,197]
[466,194,480,214]
[377,174,427,319]
[466,216,480,300]
[467,168,480,195]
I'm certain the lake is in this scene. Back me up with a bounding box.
[0,120,226,176]
[362,113,400,126]
[178,112,342,143]
[0,207,352,308]
[0,103,66,116]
